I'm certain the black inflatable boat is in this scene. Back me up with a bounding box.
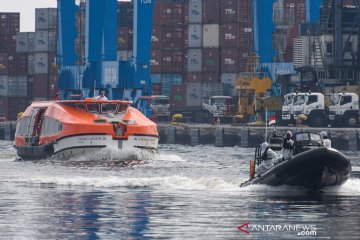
[241,132,352,191]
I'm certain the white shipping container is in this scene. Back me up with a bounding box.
[188,0,203,23]
[34,53,48,74]
[201,82,224,98]
[203,24,219,47]
[186,82,202,107]
[187,49,202,72]
[35,8,57,30]
[0,76,9,96]
[188,24,202,48]
[8,76,28,97]
[221,73,238,96]
[35,31,50,52]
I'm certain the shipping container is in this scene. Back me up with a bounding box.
[202,48,220,72]
[202,72,220,83]
[221,48,238,72]
[185,73,203,83]
[150,50,162,73]
[161,26,183,49]
[221,73,238,96]
[201,82,224,97]
[238,22,254,48]
[6,53,28,75]
[0,76,8,96]
[153,3,184,26]
[220,23,239,47]
[161,50,183,73]
[28,74,48,98]
[186,82,202,107]
[188,0,203,23]
[118,1,133,28]
[161,74,183,96]
[8,76,28,97]
[151,74,161,84]
[48,74,59,99]
[35,8,57,30]
[118,27,131,50]
[203,24,219,47]
[0,12,20,33]
[151,83,162,95]
[238,0,253,23]
[34,31,48,52]
[203,0,220,24]
[0,97,8,120]
[170,84,187,110]
[0,33,17,53]
[187,48,202,72]
[0,53,8,75]
[187,24,202,48]
[16,32,35,53]
[151,25,161,49]
[7,97,30,120]
[28,53,48,75]
[221,0,238,23]
[238,51,249,72]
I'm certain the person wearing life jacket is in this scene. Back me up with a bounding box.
[255,142,278,177]
[95,90,108,100]
[281,131,294,161]
[320,131,331,148]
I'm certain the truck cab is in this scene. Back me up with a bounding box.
[329,93,359,127]
[136,95,170,122]
[281,93,296,124]
[203,96,234,119]
[293,92,326,127]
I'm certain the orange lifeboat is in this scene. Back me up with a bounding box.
[14,98,159,160]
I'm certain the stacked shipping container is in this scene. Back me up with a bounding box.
[0,9,58,120]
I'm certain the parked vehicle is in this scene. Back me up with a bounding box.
[329,92,359,127]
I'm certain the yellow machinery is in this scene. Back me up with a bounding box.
[234,56,273,123]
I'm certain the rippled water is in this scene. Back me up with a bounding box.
[0,141,359,239]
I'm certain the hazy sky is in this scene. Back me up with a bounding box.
[0,0,57,32]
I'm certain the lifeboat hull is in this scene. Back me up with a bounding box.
[241,147,351,191]
[14,100,159,161]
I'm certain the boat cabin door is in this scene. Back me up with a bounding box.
[25,108,47,145]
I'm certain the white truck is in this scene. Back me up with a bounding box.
[328,92,359,127]
[281,92,326,127]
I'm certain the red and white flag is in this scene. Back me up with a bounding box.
[269,115,276,125]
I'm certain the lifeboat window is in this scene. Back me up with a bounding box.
[119,104,129,112]
[86,103,99,113]
[75,103,86,111]
[16,117,30,136]
[102,103,117,113]
[42,117,62,136]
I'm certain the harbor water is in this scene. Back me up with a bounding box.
[0,141,359,239]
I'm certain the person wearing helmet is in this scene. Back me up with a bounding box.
[255,142,278,177]
[320,131,331,148]
[281,131,294,161]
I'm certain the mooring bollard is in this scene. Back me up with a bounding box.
[240,128,249,148]
[166,126,176,144]
[190,128,199,147]
[215,127,224,147]
[347,132,358,151]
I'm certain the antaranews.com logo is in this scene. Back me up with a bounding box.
[238,222,317,236]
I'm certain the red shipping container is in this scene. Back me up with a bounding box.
[238,22,254,48]
[203,0,220,24]
[0,53,8,75]
[238,0,253,23]
[221,48,239,73]
[161,50,183,73]
[0,13,20,34]
[238,51,249,72]
[185,73,203,83]
[153,3,184,26]
[151,83,162,95]
[150,50,162,73]
[0,96,8,120]
[118,27,130,50]
[202,48,220,72]
[170,84,187,111]
[151,25,162,49]
[221,0,239,23]
[220,23,239,47]
[287,24,299,47]
[7,97,29,120]
[203,72,220,82]
[29,74,48,98]
[161,26,183,49]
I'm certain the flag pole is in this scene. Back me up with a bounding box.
[265,108,268,142]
